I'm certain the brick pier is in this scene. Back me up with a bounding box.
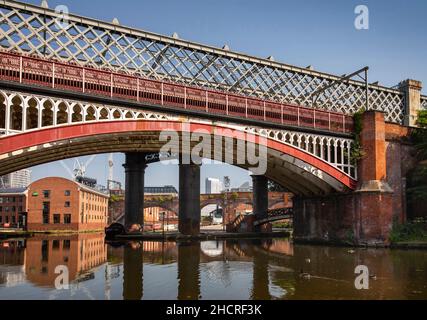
[293,108,418,245]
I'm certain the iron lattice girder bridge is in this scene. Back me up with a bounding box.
[0,0,419,123]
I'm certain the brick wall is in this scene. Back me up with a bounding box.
[27,177,108,232]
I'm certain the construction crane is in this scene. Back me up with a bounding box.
[73,156,96,178]
[108,153,114,189]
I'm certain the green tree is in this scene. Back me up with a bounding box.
[109,194,121,203]
[350,108,366,163]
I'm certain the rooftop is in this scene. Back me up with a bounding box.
[0,187,27,195]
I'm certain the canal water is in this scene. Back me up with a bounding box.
[0,234,426,300]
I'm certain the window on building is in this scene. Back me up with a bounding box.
[0,206,2,212]
[12,216,16,224]
[53,214,60,224]
[42,202,49,212]
[42,202,50,224]
[11,206,16,212]
[64,201,70,208]
[5,216,9,223]
[63,240,70,250]
[64,214,71,224]
[43,190,51,198]
[0,198,3,204]
[64,190,71,196]
[18,206,22,212]
[0,216,2,223]
[52,240,60,250]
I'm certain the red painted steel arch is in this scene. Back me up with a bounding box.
[0,120,357,190]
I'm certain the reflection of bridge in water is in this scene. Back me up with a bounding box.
[115,239,298,300]
[0,235,301,300]
[2,236,426,299]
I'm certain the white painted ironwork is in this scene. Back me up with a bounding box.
[421,96,427,110]
[0,89,356,180]
[0,0,405,123]
[243,127,356,179]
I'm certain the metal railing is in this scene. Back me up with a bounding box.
[253,208,293,226]
[0,51,354,133]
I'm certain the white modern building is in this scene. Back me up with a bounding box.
[205,178,223,194]
[0,169,31,189]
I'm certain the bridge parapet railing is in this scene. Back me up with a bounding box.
[0,0,405,124]
[0,51,354,134]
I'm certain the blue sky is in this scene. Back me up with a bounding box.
[26,0,427,190]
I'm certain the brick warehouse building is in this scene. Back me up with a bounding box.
[0,188,27,228]
[27,177,109,232]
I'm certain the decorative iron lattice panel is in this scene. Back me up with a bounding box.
[0,0,405,123]
[421,96,427,110]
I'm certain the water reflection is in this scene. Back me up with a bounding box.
[251,240,271,300]
[0,235,426,300]
[0,240,26,287]
[123,242,143,300]
[25,234,107,287]
[177,242,200,300]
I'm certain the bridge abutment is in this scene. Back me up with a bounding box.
[178,162,201,236]
[293,192,393,246]
[294,111,398,246]
[123,152,147,232]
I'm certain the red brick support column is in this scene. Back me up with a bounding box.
[293,111,418,246]
[356,110,393,244]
